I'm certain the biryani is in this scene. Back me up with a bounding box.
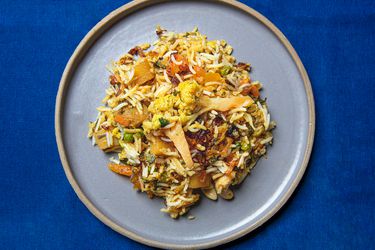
[88,27,275,218]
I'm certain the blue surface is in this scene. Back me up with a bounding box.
[0,0,374,249]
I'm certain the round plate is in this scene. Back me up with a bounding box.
[55,0,315,248]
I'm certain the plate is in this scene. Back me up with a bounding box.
[55,0,315,248]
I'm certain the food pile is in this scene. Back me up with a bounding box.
[88,27,275,218]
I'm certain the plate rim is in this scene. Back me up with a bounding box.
[55,0,316,248]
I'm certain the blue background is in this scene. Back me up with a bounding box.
[1,0,374,249]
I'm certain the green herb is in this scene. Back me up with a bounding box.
[209,156,219,164]
[241,142,251,151]
[220,65,232,76]
[154,60,166,69]
[135,131,145,138]
[259,97,268,105]
[145,153,156,164]
[123,132,134,143]
[159,117,170,127]
[160,171,168,182]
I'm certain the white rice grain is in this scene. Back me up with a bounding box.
[96,106,112,112]
[214,125,219,139]
[214,161,229,173]
[183,74,193,79]
[162,122,176,129]
[235,123,248,130]
[113,102,128,111]
[160,137,172,143]
[142,165,149,178]
[244,113,256,130]
[206,167,218,174]
[203,90,213,96]
[94,112,101,132]
[237,152,249,167]
[189,64,196,74]
[109,157,120,165]
[260,136,273,145]
[171,54,183,65]
[206,63,224,69]
[105,132,112,147]
[150,164,156,174]
[163,69,171,83]
[200,53,216,60]
[229,107,247,114]
[127,68,134,82]
[175,73,183,83]
[163,50,177,59]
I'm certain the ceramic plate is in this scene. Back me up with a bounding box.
[55,0,315,248]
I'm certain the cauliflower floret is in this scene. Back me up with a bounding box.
[144,81,201,132]
[178,112,191,124]
[148,94,177,114]
[142,120,153,133]
[178,80,201,105]
[151,114,164,130]
[111,127,121,139]
[142,114,165,133]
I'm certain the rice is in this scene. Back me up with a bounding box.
[163,69,171,83]
[94,113,102,132]
[127,68,135,82]
[154,83,172,97]
[213,125,219,139]
[109,157,120,165]
[183,74,193,79]
[97,106,112,112]
[237,152,249,168]
[204,81,222,86]
[206,167,218,174]
[105,132,112,147]
[163,50,177,58]
[113,102,128,111]
[189,64,196,74]
[142,165,148,178]
[235,123,248,130]
[203,90,213,96]
[160,137,172,142]
[200,53,216,60]
[162,122,176,129]
[171,54,183,65]
[206,63,224,69]
[175,73,183,83]
[260,136,273,145]
[150,164,156,174]
[196,144,206,151]
[88,27,275,219]
[214,161,229,173]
